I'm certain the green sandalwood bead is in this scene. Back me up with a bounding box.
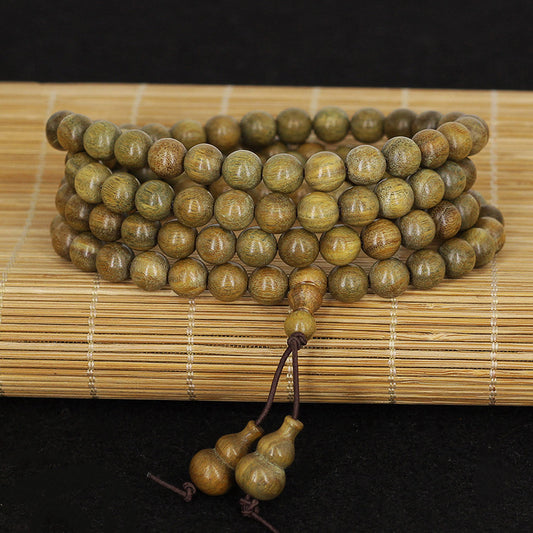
[289,265,328,294]
[475,216,505,252]
[208,262,248,301]
[479,204,504,225]
[95,242,134,282]
[430,201,462,240]
[55,182,76,217]
[469,189,486,207]
[69,232,102,272]
[135,179,175,221]
[88,204,123,242]
[113,129,152,169]
[345,145,386,186]
[328,264,368,303]
[287,283,323,314]
[214,189,254,230]
[74,162,112,204]
[284,309,316,339]
[461,227,496,267]
[338,186,380,227]
[170,119,207,149]
[258,141,286,161]
[406,249,446,289]
[141,123,171,142]
[375,177,414,219]
[147,138,187,179]
[397,210,436,250]
[278,228,319,268]
[435,160,466,200]
[83,120,121,160]
[205,115,241,153]
[248,266,288,305]
[320,225,361,266]
[255,193,296,234]
[240,111,276,148]
[361,218,401,260]
[184,143,223,185]
[381,136,422,178]
[297,142,325,160]
[50,216,79,259]
[64,152,95,186]
[262,153,303,194]
[46,110,73,150]
[196,225,236,264]
[453,192,481,231]
[369,258,410,299]
[276,108,312,144]
[168,257,208,297]
[438,237,476,278]
[158,220,197,259]
[297,192,339,233]
[350,107,385,143]
[173,186,214,228]
[236,227,277,267]
[101,172,140,214]
[313,106,350,143]
[412,129,449,169]
[437,122,473,161]
[456,115,489,155]
[410,110,443,135]
[64,194,94,232]
[121,213,160,251]
[335,144,356,161]
[57,113,92,153]
[456,157,477,191]
[287,150,307,166]
[438,111,465,126]
[406,169,445,209]
[304,151,346,192]
[130,251,169,291]
[222,149,262,191]
[384,108,416,138]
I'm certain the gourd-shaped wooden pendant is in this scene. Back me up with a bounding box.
[235,415,303,500]
[189,420,263,495]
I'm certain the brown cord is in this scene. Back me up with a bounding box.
[240,494,280,533]
[146,472,196,502]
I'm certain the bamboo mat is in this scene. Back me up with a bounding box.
[0,82,531,405]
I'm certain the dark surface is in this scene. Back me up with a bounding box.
[1,1,533,532]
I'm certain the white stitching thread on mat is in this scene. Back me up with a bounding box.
[130,83,146,125]
[401,87,410,109]
[186,298,197,400]
[309,87,321,118]
[388,298,398,403]
[86,275,100,398]
[220,85,233,115]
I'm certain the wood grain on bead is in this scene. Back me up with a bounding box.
[345,145,386,185]
[95,242,134,282]
[361,218,401,259]
[120,213,160,251]
[297,142,325,160]
[262,153,303,194]
[384,108,416,138]
[113,129,152,170]
[248,265,288,305]
[381,136,422,178]
[135,179,174,221]
[412,129,449,169]
[236,227,277,267]
[184,143,223,185]
[475,216,505,252]
[479,204,504,225]
[334,144,356,161]
[208,262,248,301]
[313,106,349,143]
[453,192,481,231]
[369,258,410,298]
[259,141,287,162]
[289,265,327,294]
[297,192,339,233]
[461,227,496,267]
[82,120,121,160]
[406,169,445,209]
[88,204,123,242]
[46,110,73,150]
[55,182,76,217]
[276,108,312,144]
[130,251,169,291]
[157,220,197,259]
[69,232,102,272]
[410,110,443,135]
[214,189,255,231]
[168,257,208,297]
[240,111,277,148]
[397,210,436,250]
[435,160,467,200]
[350,107,384,143]
[74,162,112,204]
[438,111,465,126]
[64,194,94,232]
[50,216,79,259]
[173,186,214,228]
[375,177,414,219]
[170,119,206,149]
[196,225,236,265]
[406,249,445,289]
[284,309,316,339]
[57,113,92,153]
[141,123,170,142]
[437,122,473,161]
[287,283,323,314]
[430,201,462,240]
[456,157,477,191]
[438,237,476,278]
[101,172,140,214]
[148,138,187,179]
[64,152,94,186]
[338,186,380,227]
[278,228,319,268]
[328,264,368,303]
[456,115,489,155]
[255,193,296,234]
[320,225,361,266]
[205,115,241,153]
[222,149,262,191]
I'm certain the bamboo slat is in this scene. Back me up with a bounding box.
[0,82,532,405]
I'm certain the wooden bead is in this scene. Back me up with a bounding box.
[456,115,489,155]
[83,120,121,160]
[437,122,472,161]
[406,169,445,209]
[69,232,102,272]
[262,153,303,194]
[339,186,380,227]
[284,309,316,339]
[429,201,462,240]
[170,119,206,149]
[205,115,241,152]
[147,138,186,179]
[113,129,152,169]
[196,225,236,265]
[410,110,443,135]
[361,218,401,259]
[297,142,325,160]
[121,213,160,251]
[289,265,327,294]
[297,192,339,233]
[335,144,355,161]
[248,265,288,305]
[189,420,263,496]
[461,227,496,267]
[88,204,123,242]
[350,107,385,143]
[236,227,277,267]
[287,283,323,313]
[240,111,276,148]
[64,152,94,186]
[406,249,445,289]
[95,242,134,282]
[173,186,214,228]
[255,193,296,234]
[397,210,436,250]
[276,108,312,144]
[375,177,414,219]
[74,162,112,204]
[141,123,170,142]
[46,110,73,150]
[453,192,481,231]
[313,106,349,143]
[479,204,504,225]
[278,228,319,268]
[384,108,416,138]
[157,220,197,259]
[55,182,76,217]
[435,161,466,200]
[412,129,449,169]
[438,237,476,278]
[50,216,79,259]
[259,141,287,162]
[208,262,248,301]
[328,264,368,303]
[381,136,422,178]
[287,151,307,166]
[468,189,486,207]
[438,111,465,126]
[475,216,505,252]
[183,143,223,185]
[57,113,92,153]
[64,194,94,232]
[345,145,386,185]
[168,257,208,297]
[222,149,262,190]
[235,415,303,501]
[130,251,169,291]
[456,157,477,191]
[135,179,174,221]
[369,258,410,298]
[214,190,254,230]
[101,172,140,214]
[320,225,361,265]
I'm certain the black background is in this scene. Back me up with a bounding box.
[1,1,533,532]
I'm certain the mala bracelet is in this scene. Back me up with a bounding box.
[46,106,505,531]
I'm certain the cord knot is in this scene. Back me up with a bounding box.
[182,481,197,502]
[287,331,307,353]
[240,494,260,517]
